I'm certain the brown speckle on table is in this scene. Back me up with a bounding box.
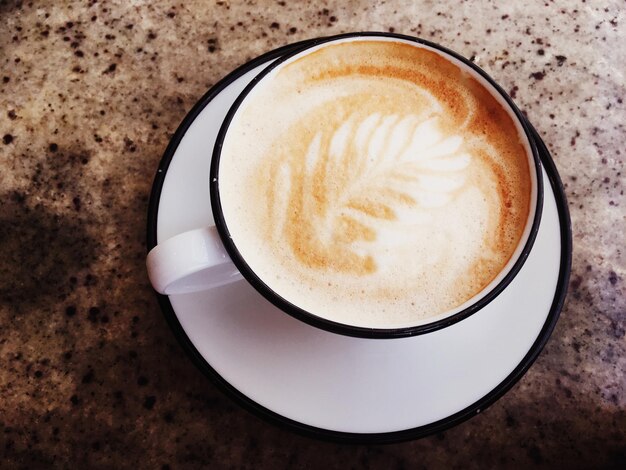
[0,1,624,468]
[530,70,546,80]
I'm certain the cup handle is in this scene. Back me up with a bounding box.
[146,226,243,295]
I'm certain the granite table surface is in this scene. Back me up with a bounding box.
[0,0,624,468]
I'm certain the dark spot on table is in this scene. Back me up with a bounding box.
[2,76,9,83]
[556,55,567,66]
[147,31,157,40]
[124,136,136,152]
[88,306,100,322]
[537,49,545,55]
[49,142,58,152]
[3,134,13,144]
[103,63,116,74]
[530,71,546,80]
[70,395,80,406]
[65,305,76,317]
[270,22,280,29]
[143,396,156,410]
[207,37,218,52]
[81,370,94,384]
[609,320,625,339]
[505,412,517,427]
[509,85,519,99]
[608,271,618,285]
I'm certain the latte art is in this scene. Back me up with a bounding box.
[218,39,532,327]
[270,113,472,276]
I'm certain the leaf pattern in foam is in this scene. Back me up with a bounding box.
[321,113,472,225]
[280,112,472,274]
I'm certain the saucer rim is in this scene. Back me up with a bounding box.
[146,40,572,444]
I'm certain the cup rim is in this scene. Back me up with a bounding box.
[210,31,544,339]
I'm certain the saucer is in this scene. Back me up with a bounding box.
[147,42,572,443]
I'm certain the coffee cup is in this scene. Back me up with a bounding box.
[147,32,543,338]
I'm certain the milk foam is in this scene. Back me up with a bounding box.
[218,40,532,328]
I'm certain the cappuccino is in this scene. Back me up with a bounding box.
[217,39,533,328]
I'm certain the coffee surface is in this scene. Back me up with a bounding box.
[218,39,532,327]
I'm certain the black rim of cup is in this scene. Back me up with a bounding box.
[210,32,544,339]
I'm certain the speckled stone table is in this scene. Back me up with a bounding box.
[1,1,624,468]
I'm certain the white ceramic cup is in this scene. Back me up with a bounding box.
[146,32,543,339]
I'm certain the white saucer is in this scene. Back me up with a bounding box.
[147,43,571,442]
